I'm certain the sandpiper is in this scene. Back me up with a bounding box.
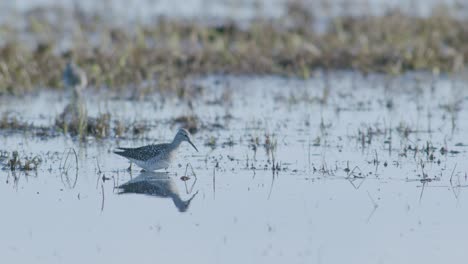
[60,60,88,134]
[62,61,87,97]
[114,128,198,171]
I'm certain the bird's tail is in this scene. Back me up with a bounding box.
[113,148,127,156]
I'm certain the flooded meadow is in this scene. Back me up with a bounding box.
[1,72,468,263]
[2,0,468,263]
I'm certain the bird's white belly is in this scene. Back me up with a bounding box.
[131,157,171,171]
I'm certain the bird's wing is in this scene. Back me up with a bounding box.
[114,144,167,161]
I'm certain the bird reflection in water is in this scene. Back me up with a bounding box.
[117,171,198,212]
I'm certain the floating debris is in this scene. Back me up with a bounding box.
[1,151,42,171]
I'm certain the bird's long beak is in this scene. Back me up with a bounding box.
[188,140,199,152]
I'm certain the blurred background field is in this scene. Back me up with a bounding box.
[0,0,467,95]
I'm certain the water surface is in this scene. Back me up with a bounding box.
[1,72,468,263]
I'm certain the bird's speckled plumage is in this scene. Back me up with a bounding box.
[114,129,198,171]
[63,61,87,96]
[115,144,171,161]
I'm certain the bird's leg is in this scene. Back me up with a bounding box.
[127,162,132,171]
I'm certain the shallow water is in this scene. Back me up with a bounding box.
[1,72,468,263]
